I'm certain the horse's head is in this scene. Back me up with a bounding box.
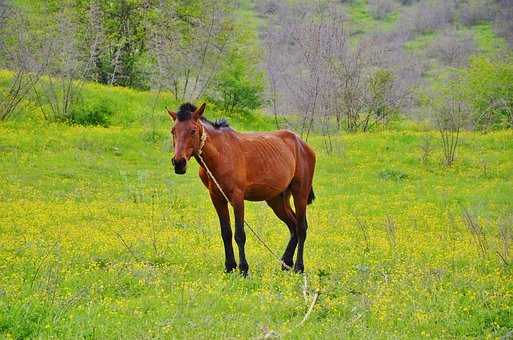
[167,103,206,175]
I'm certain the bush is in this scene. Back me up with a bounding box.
[379,169,408,181]
[459,56,513,129]
[427,29,476,67]
[68,99,114,127]
[207,50,264,116]
[366,69,398,128]
[405,1,456,35]
[254,0,280,16]
[495,0,513,47]
[368,0,396,20]
[435,98,468,166]
[396,0,420,5]
[459,0,495,26]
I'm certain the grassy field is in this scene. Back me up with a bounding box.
[1,87,513,338]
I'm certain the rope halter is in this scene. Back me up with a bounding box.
[197,123,207,156]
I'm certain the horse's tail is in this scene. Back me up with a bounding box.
[307,187,315,205]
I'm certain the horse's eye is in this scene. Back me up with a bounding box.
[191,130,196,135]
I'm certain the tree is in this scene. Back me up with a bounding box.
[262,1,350,137]
[363,69,397,131]
[261,1,414,135]
[207,49,264,115]
[73,0,152,88]
[0,2,48,121]
[32,3,89,122]
[147,0,237,101]
[459,56,513,130]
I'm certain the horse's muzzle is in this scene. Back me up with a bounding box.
[172,157,187,174]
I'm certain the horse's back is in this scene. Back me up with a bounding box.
[237,129,315,201]
[238,129,306,164]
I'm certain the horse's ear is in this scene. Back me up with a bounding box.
[166,107,176,121]
[193,103,206,120]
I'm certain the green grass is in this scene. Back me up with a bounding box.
[1,108,513,337]
[346,0,399,37]
[471,23,508,55]
[404,31,439,51]
[402,22,507,55]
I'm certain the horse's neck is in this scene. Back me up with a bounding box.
[196,124,229,172]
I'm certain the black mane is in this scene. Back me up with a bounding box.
[176,103,196,121]
[176,102,230,129]
[202,117,230,129]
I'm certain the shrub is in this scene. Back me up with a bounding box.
[426,78,470,166]
[396,0,420,5]
[494,0,513,47]
[404,1,456,35]
[368,0,396,20]
[254,0,280,16]
[459,56,513,130]
[0,6,45,121]
[379,169,408,181]
[435,99,468,166]
[427,29,476,67]
[365,68,398,128]
[207,50,264,116]
[459,0,495,26]
[68,99,114,127]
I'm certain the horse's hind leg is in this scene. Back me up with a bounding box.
[266,191,297,270]
[290,183,310,273]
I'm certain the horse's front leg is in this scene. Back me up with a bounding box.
[210,193,237,273]
[232,194,249,276]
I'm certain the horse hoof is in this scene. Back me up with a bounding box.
[281,260,293,271]
[225,263,237,273]
[293,263,304,273]
[239,267,249,277]
[239,263,249,277]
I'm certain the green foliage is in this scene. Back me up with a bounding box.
[68,98,114,127]
[471,23,508,55]
[368,68,397,123]
[458,56,513,129]
[378,168,409,181]
[76,0,152,88]
[404,31,438,51]
[205,3,265,116]
[7,0,251,93]
[0,68,274,129]
[208,50,264,115]
[346,0,399,35]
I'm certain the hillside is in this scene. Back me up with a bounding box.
[255,0,513,130]
[1,0,512,130]
[0,69,275,131]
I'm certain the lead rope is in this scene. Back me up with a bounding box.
[195,124,291,270]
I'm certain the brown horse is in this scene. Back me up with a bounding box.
[168,103,316,275]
